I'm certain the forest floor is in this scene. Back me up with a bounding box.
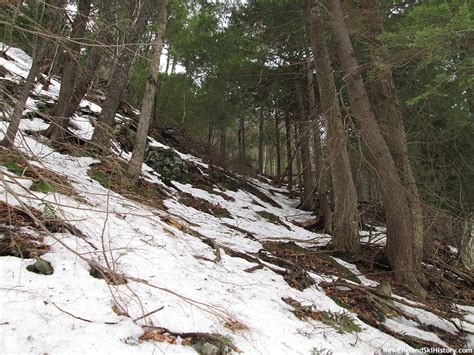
[1,44,473,355]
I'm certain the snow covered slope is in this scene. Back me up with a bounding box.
[1,43,473,355]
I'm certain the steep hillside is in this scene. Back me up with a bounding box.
[1,44,473,354]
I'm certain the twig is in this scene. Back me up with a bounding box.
[133,306,164,322]
[52,302,118,325]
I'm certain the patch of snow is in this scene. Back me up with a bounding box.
[383,317,449,348]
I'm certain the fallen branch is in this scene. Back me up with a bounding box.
[133,306,164,322]
[320,280,460,320]
[52,302,118,325]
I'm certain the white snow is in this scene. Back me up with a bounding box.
[1,42,472,355]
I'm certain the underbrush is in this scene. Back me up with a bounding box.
[87,160,168,209]
[0,147,81,198]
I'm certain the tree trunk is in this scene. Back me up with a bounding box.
[46,0,92,143]
[460,214,473,271]
[127,0,169,183]
[219,125,226,161]
[165,44,171,75]
[373,58,425,268]
[307,62,332,233]
[274,110,281,179]
[294,78,314,210]
[326,0,423,294]
[91,0,151,146]
[1,0,66,148]
[238,116,246,161]
[45,0,117,142]
[309,0,360,253]
[1,55,42,148]
[258,108,264,174]
[207,123,214,152]
[294,123,303,200]
[285,115,293,193]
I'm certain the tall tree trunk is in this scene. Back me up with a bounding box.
[127,0,169,183]
[1,54,43,148]
[326,0,423,294]
[295,78,314,210]
[207,123,214,152]
[165,43,171,74]
[91,0,151,146]
[274,110,281,179]
[46,0,92,143]
[285,115,293,193]
[45,0,117,142]
[374,58,425,268]
[309,0,360,253]
[307,63,332,233]
[238,116,246,160]
[219,125,226,161]
[258,108,264,173]
[294,123,303,200]
[1,0,66,148]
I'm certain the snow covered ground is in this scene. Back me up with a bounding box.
[1,43,473,355]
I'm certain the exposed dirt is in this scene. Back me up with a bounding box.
[178,192,232,219]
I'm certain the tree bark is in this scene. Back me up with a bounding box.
[285,115,293,193]
[45,0,118,142]
[1,53,42,148]
[238,116,246,161]
[326,0,423,294]
[294,123,303,200]
[91,0,151,146]
[127,0,169,183]
[207,123,214,152]
[219,125,226,161]
[274,110,281,179]
[307,62,332,233]
[294,78,314,210]
[258,108,264,174]
[1,0,66,148]
[309,0,360,253]
[45,0,92,143]
[373,58,425,268]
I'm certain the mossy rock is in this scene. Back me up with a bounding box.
[146,147,189,181]
[26,257,54,275]
[89,263,127,285]
[190,334,235,355]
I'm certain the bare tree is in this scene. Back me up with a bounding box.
[44,0,92,143]
[294,77,314,210]
[274,110,281,178]
[309,0,360,254]
[91,0,152,146]
[307,62,332,233]
[258,107,264,173]
[1,0,66,148]
[284,114,293,193]
[127,0,169,183]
